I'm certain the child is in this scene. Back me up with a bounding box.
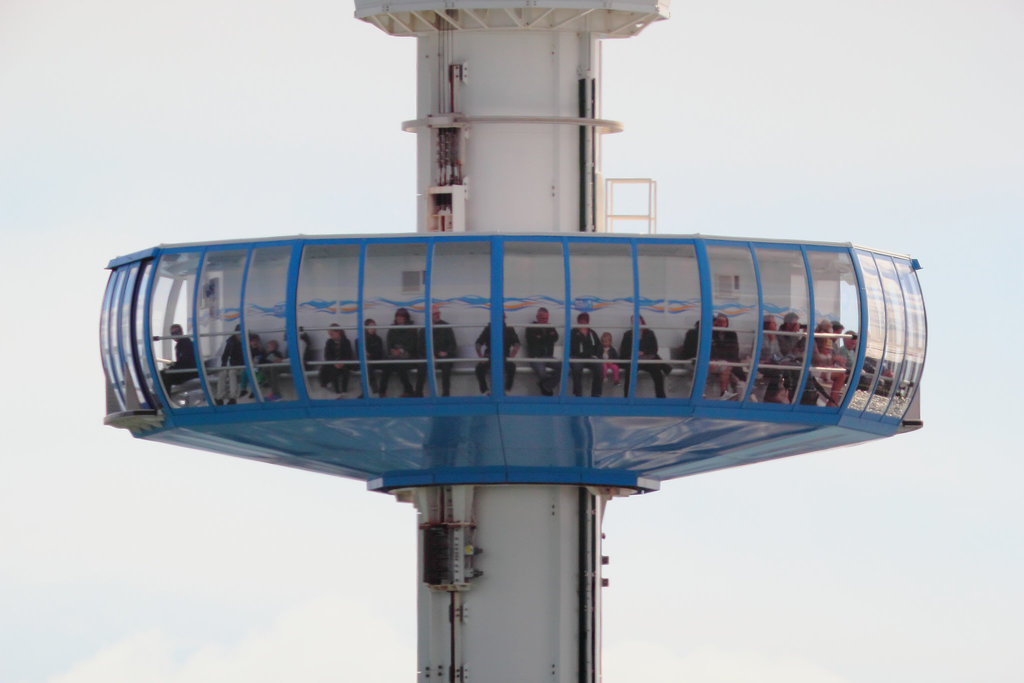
[600,332,620,385]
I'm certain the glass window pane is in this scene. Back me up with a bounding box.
[752,248,808,404]
[134,262,158,406]
[637,243,700,399]
[804,251,859,408]
[363,243,427,398]
[118,264,151,409]
[429,241,491,397]
[504,242,565,397]
[849,251,886,412]
[107,269,129,407]
[244,246,294,403]
[297,244,360,400]
[887,260,926,418]
[867,256,906,415]
[151,252,205,408]
[197,250,251,406]
[568,242,633,398]
[704,246,758,400]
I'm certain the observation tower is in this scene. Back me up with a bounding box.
[101,1,927,681]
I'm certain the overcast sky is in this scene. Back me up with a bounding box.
[2,0,1022,681]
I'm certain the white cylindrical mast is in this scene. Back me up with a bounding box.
[356,0,669,233]
[395,485,628,682]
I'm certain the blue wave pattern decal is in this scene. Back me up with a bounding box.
[298,299,360,315]
[247,302,288,319]
[503,295,563,313]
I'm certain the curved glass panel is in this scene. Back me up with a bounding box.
[849,251,886,412]
[887,260,926,418]
[867,256,906,415]
[568,242,633,398]
[805,250,860,408]
[429,241,491,398]
[150,252,204,408]
[244,246,294,403]
[107,269,129,407]
[297,244,360,400]
[364,243,427,398]
[752,248,808,404]
[636,243,700,399]
[118,264,151,409]
[134,261,158,405]
[100,271,124,411]
[704,246,757,400]
[197,250,250,406]
[505,242,565,398]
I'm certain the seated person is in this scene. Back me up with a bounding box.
[319,324,353,395]
[356,318,385,396]
[260,338,287,401]
[475,314,520,394]
[159,323,197,393]
[709,313,746,400]
[380,307,418,397]
[569,313,602,397]
[214,325,244,405]
[619,316,666,398]
[600,332,620,386]
[759,315,788,403]
[525,307,560,396]
[776,311,805,401]
[416,304,457,397]
[801,319,846,406]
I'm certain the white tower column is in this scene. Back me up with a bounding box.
[410,30,608,233]
[394,485,626,682]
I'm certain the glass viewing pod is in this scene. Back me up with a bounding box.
[102,234,925,490]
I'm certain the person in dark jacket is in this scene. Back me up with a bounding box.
[525,307,560,396]
[215,325,244,405]
[319,324,353,395]
[379,307,418,397]
[709,313,747,399]
[569,312,602,397]
[160,323,197,392]
[619,316,667,398]
[356,318,385,396]
[416,304,458,397]
[474,314,520,394]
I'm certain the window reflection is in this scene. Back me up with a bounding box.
[297,244,360,399]
[849,251,886,412]
[867,256,905,415]
[430,241,491,397]
[636,244,699,398]
[887,260,926,418]
[197,250,251,406]
[804,251,859,408]
[150,252,206,408]
[244,247,294,402]
[704,246,757,400]
[752,249,808,404]
[569,242,633,398]
[119,264,152,409]
[505,242,565,397]
[364,243,427,398]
